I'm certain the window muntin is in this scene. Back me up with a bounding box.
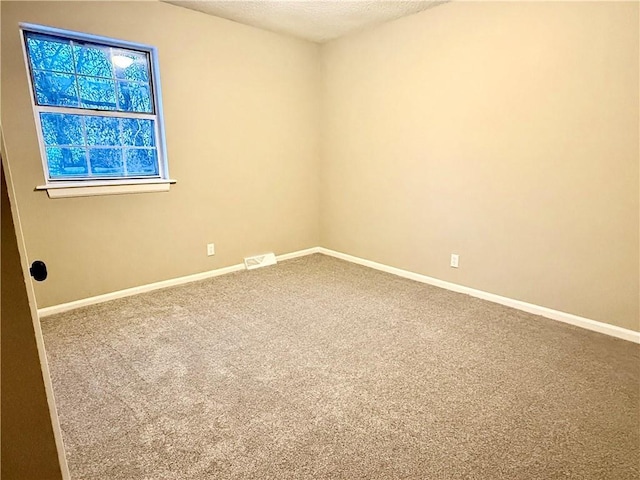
[22,26,167,183]
[39,113,157,178]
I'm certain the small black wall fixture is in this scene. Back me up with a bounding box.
[29,260,47,282]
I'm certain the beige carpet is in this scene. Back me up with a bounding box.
[41,254,639,480]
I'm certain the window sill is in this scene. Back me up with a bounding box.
[35,179,176,198]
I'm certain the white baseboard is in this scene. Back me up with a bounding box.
[276,246,321,261]
[38,245,640,344]
[318,248,640,344]
[38,247,321,318]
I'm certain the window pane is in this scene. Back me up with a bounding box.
[125,149,158,176]
[89,148,123,176]
[74,44,113,78]
[117,81,152,113]
[26,35,74,73]
[40,113,84,146]
[78,76,117,110]
[113,50,150,83]
[24,28,167,183]
[121,118,155,147]
[33,71,79,107]
[85,116,120,146]
[46,147,88,178]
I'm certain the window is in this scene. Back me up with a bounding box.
[21,24,172,197]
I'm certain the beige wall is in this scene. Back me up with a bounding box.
[1,1,321,308]
[320,2,639,331]
[2,1,638,332]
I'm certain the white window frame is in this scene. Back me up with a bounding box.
[20,23,175,198]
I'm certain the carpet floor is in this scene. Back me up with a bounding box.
[41,254,639,480]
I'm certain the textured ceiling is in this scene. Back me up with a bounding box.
[165,1,446,43]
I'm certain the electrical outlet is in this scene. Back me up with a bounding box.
[207,243,215,256]
[450,254,459,268]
